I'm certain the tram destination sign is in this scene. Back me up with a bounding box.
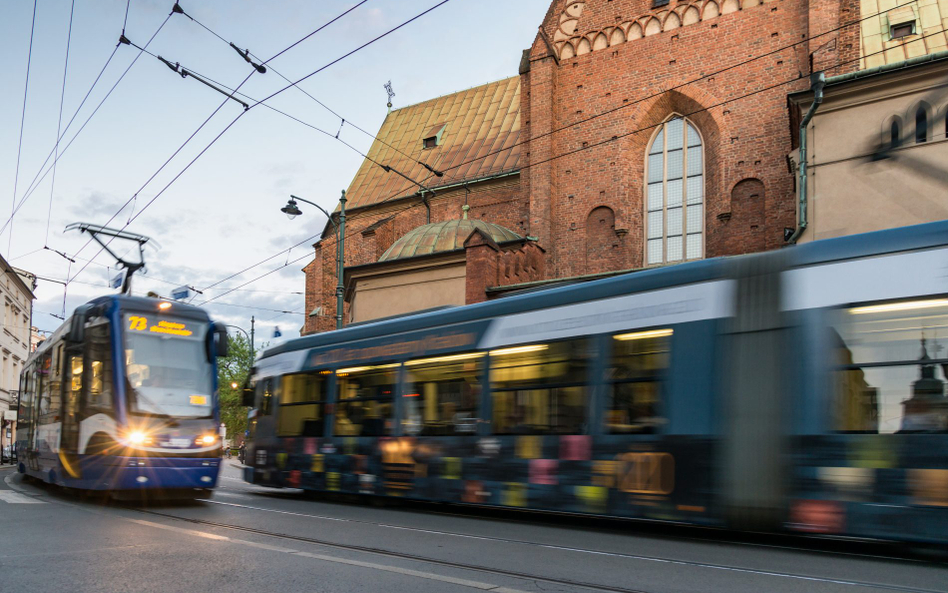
[126,314,196,337]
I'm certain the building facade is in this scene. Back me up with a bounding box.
[790,51,948,241]
[0,256,35,459]
[303,0,944,334]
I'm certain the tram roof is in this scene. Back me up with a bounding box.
[261,219,948,360]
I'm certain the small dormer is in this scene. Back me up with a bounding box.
[423,123,446,149]
[884,4,919,41]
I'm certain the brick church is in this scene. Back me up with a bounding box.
[302,0,942,334]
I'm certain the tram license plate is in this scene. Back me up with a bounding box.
[169,438,192,448]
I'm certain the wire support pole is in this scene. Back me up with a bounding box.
[336,191,346,330]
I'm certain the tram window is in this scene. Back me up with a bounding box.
[278,372,326,437]
[38,353,52,417]
[335,364,398,437]
[19,369,33,423]
[606,329,671,434]
[85,323,113,412]
[832,299,948,433]
[490,340,589,434]
[258,379,275,416]
[69,356,83,393]
[18,372,30,421]
[404,353,483,436]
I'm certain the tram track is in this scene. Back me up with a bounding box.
[206,487,932,566]
[128,505,650,593]
[126,502,947,593]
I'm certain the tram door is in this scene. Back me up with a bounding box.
[59,346,84,478]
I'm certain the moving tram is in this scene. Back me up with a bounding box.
[16,295,229,498]
[243,221,948,544]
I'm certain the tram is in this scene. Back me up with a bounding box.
[16,295,229,498]
[243,220,948,544]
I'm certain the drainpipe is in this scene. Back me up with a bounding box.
[787,71,825,244]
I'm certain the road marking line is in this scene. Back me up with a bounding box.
[0,491,45,504]
[127,518,531,592]
[210,490,252,498]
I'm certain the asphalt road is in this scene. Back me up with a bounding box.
[1,463,946,593]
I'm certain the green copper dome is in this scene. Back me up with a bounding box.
[379,219,522,262]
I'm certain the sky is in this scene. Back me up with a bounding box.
[0,0,550,347]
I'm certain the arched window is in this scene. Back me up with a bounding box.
[646,116,704,265]
[915,106,927,143]
[890,119,901,148]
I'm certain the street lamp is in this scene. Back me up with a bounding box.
[281,190,346,330]
[225,321,254,353]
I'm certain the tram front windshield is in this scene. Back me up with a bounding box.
[123,313,213,418]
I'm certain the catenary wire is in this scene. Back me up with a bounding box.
[8,0,39,255]
[127,46,426,185]
[64,0,376,279]
[176,2,443,174]
[0,12,173,239]
[46,0,78,246]
[67,0,451,287]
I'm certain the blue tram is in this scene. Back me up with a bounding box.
[243,221,948,543]
[16,295,229,497]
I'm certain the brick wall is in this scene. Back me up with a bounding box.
[527,0,825,278]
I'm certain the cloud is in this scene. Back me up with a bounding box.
[67,191,131,220]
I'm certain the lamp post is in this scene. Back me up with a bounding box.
[282,190,346,330]
[225,321,254,354]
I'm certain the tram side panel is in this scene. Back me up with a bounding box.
[247,317,727,526]
[783,246,948,544]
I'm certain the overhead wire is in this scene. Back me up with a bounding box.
[0,10,174,239]
[127,48,431,188]
[64,0,376,278]
[8,0,39,255]
[67,0,453,288]
[175,2,444,176]
[46,0,78,247]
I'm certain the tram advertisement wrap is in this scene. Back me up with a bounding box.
[251,435,716,524]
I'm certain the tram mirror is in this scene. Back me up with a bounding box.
[241,376,256,407]
[67,304,92,343]
[212,322,229,358]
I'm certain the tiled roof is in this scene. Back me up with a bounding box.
[378,219,523,262]
[344,76,521,210]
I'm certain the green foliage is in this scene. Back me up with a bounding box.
[217,333,257,446]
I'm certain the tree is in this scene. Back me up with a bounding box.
[217,333,256,447]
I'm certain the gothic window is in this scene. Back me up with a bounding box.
[916,106,928,143]
[646,117,704,265]
[890,119,901,148]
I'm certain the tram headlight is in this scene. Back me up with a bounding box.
[198,434,217,446]
[124,430,152,446]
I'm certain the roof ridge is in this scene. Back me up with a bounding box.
[389,75,519,113]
